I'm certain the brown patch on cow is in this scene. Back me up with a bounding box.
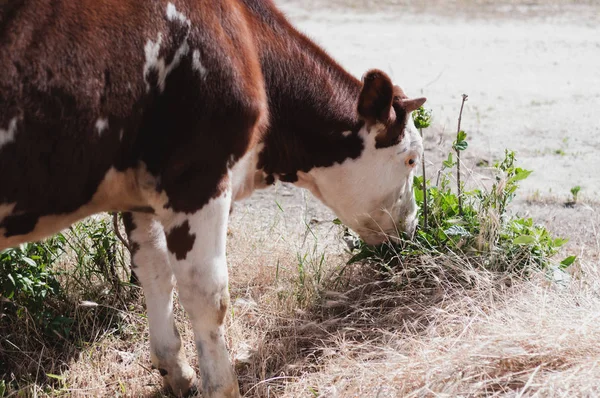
[1,0,411,252]
[249,2,366,182]
[358,69,394,125]
[1,0,267,247]
[165,220,196,261]
[121,212,141,265]
[374,101,408,149]
[127,206,155,214]
[357,71,411,149]
[216,294,229,325]
[1,168,148,250]
[0,213,39,238]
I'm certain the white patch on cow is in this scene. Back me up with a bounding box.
[143,33,165,92]
[160,188,238,396]
[143,3,192,92]
[294,116,423,245]
[95,118,109,136]
[342,130,352,137]
[231,143,265,201]
[127,212,196,394]
[0,117,19,151]
[192,50,208,79]
[166,3,187,24]
[163,4,191,80]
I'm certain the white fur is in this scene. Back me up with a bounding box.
[0,117,18,151]
[95,118,108,136]
[127,213,196,395]
[143,33,164,92]
[296,116,423,244]
[166,3,187,24]
[192,50,208,79]
[143,4,192,92]
[159,188,238,396]
[231,143,264,201]
[342,130,352,137]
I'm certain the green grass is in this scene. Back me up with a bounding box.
[0,216,138,395]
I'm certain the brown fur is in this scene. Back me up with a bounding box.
[0,0,415,248]
[165,220,195,261]
[0,1,424,394]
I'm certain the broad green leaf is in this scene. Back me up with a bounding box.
[552,238,568,247]
[454,140,468,151]
[509,169,533,182]
[332,218,342,225]
[414,187,424,203]
[457,130,467,141]
[560,255,577,267]
[513,235,536,245]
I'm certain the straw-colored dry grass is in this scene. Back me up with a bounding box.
[2,188,599,398]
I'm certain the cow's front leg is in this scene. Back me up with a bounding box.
[122,212,197,396]
[159,189,239,398]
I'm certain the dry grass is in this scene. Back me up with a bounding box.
[2,193,600,397]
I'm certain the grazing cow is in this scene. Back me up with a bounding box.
[0,0,425,396]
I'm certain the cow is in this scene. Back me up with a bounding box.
[0,0,426,396]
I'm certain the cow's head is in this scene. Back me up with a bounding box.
[298,70,426,245]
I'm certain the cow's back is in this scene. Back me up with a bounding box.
[0,0,267,247]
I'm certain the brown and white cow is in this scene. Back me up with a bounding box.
[0,0,425,396]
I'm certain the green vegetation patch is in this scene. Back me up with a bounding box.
[347,102,573,275]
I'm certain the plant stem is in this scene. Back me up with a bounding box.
[112,212,130,252]
[419,127,428,230]
[456,94,468,216]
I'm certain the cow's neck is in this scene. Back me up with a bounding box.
[231,3,366,202]
[258,26,364,180]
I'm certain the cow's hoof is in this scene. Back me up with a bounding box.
[162,366,198,397]
[181,383,199,398]
[203,382,240,398]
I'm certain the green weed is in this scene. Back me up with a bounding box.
[0,216,137,394]
[0,235,67,334]
[570,185,581,203]
[347,104,573,275]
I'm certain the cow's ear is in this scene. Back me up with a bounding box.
[357,69,395,124]
[397,97,427,113]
